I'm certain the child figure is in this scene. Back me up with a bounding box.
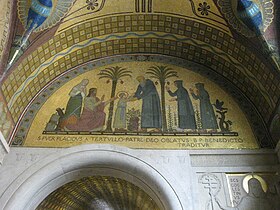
[113,92,129,131]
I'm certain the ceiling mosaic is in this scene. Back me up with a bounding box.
[0,0,13,71]
[37,176,160,210]
[12,55,272,149]
[0,90,14,142]
[0,0,279,146]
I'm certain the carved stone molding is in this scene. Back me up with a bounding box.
[0,131,10,165]
[0,144,183,210]
[276,141,280,162]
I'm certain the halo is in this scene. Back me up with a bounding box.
[242,174,268,193]
[117,91,128,98]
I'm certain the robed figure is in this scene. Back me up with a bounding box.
[60,79,89,128]
[214,178,274,210]
[133,76,162,130]
[66,88,116,131]
[167,80,196,130]
[190,83,218,130]
[113,92,129,131]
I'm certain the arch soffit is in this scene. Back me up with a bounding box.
[0,144,184,210]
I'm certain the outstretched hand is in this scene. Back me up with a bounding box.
[166,86,170,91]
[128,96,138,102]
[108,96,117,101]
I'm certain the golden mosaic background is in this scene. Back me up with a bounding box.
[0,0,279,146]
[3,12,279,123]
[20,62,258,149]
[0,90,14,141]
[37,176,160,210]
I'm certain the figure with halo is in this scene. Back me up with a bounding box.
[212,178,274,210]
[65,88,117,131]
[113,91,130,131]
[59,79,89,129]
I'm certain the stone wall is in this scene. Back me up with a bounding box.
[0,145,279,210]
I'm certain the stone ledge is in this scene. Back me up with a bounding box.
[190,153,279,167]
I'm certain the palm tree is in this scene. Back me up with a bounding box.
[146,65,178,132]
[98,66,132,132]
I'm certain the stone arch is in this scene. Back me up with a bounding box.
[0,144,183,210]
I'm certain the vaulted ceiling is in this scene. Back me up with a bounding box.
[0,0,279,147]
[37,176,160,210]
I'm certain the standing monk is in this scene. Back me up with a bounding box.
[131,76,162,132]
[167,80,196,131]
[190,83,218,130]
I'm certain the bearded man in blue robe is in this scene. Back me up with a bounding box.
[131,76,162,131]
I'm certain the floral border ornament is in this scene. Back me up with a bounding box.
[86,0,99,10]
[198,2,211,16]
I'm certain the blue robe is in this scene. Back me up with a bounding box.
[134,79,162,128]
[168,86,196,129]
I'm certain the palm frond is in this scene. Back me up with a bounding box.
[118,70,132,74]
[98,75,112,79]
[118,73,132,78]
[146,70,160,78]
[165,71,178,79]
[113,67,121,77]
[118,70,132,76]
[98,69,114,78]
[148,66,161,74]
[147,66,162,76]
[147,65,178,82]
[149,75,159,80]
[99,66,133,81]
[98,72,112,78]
[159,66,173,76]
[104,67,116,71]
[112,66,126,79]
[103,68,116,76]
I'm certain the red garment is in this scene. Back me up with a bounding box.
[66,100,106,131]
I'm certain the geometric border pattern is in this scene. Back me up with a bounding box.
[2,14,280,124]
[12,54,274,148]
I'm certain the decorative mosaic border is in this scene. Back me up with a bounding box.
[2,14,280,123]
[0,0,12,61]
[5,37,277,125]
[12,54,274,148]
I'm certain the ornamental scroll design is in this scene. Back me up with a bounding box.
[217,0,274,37]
